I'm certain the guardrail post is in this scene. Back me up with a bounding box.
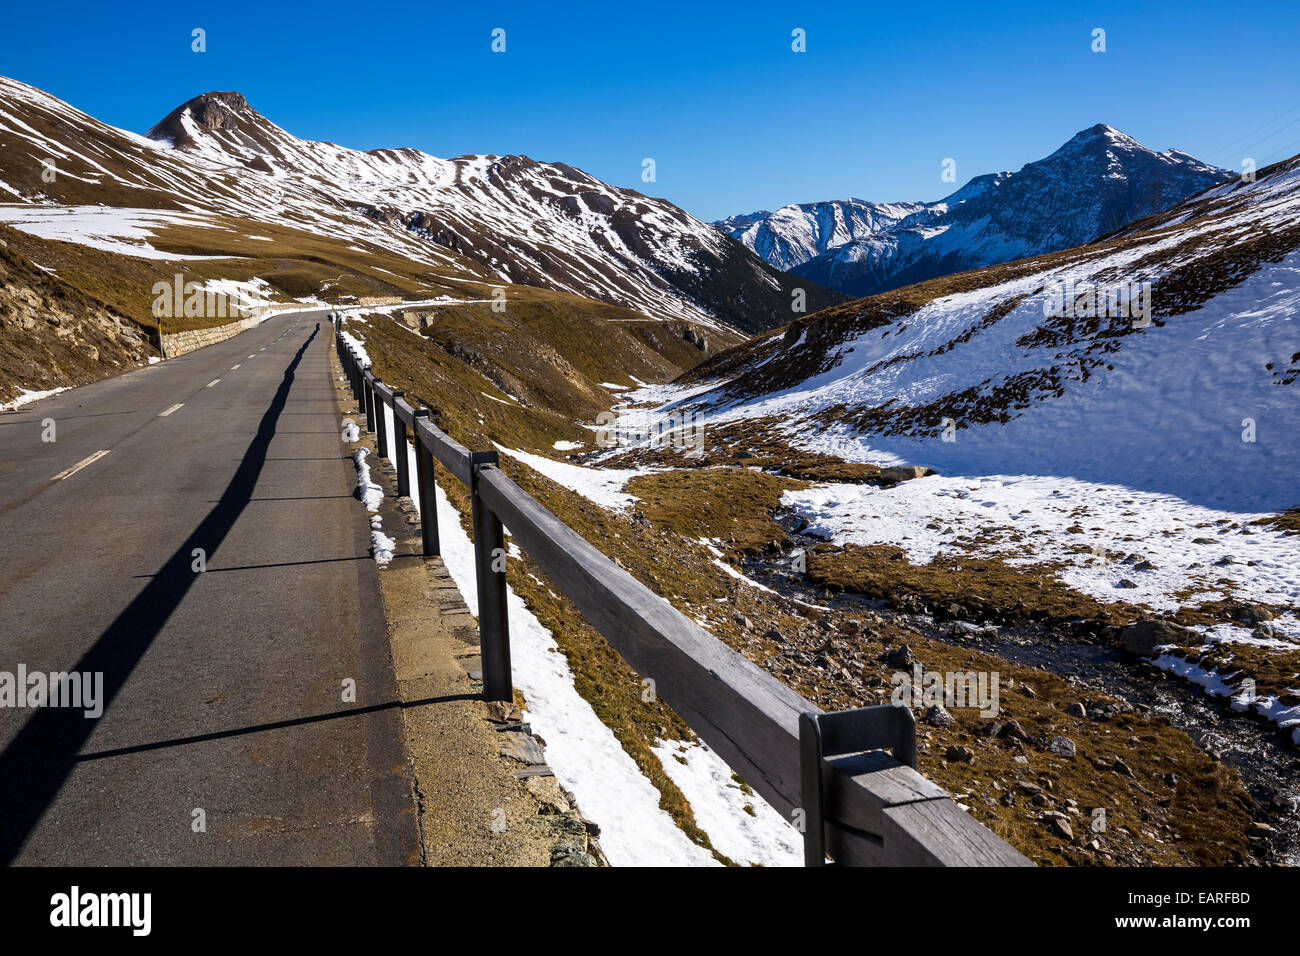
[471,450,512,702]
[363,375,376,433]
[412,410,440,557]
[391,392,410,497]
[374,379,389,459]
[340,339,352,400]
[799,705,917,867]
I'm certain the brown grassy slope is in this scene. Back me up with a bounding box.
[0,226,153,400]
[0,216,497,333]
[342,289,737,454]
[604,467,1258,866]
[0,205,506,399]
[0,110,186,210]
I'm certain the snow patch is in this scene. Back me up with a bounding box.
[1,386,68,411]
[351,448,383,511]
[495,445,653,511]
[652,739,802,867]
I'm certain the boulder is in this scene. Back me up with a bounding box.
[999,720,1030,741]
[1226,600,1276,624]
[879,465,930,483]
[882,643,916,668]
[1121,619,1196,657]
[1045,814,1075,840]
[924,705,956,729]
[1047,736,1076,759]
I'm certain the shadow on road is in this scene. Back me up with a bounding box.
[130,554,369,577]
[0,326,319,864]
[74,694,477,763]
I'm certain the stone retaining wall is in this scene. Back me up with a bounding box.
[159,309,274,358]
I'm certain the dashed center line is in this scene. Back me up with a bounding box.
[206,379,221,388]
[159,403,184,417]
[231,364,241,370]
[52,450,110,481]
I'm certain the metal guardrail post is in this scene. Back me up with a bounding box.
[799,705,917,867]
[412,410,440,557]
[391,391,410,497]
[374,379,389,459]
[470,450,512,702]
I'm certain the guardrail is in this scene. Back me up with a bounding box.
[332,317,1030,868]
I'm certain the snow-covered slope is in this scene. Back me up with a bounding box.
[0,77,834,333]
[722,126,1230,300]
[617,154,1300,750]
[715,199,923,271]
[651,151,1300,513]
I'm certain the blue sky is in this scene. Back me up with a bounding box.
[3,0,1299,221]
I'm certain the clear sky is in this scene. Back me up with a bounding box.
[3,0,1298,222]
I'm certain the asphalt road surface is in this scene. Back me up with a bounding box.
[0,310,419,865]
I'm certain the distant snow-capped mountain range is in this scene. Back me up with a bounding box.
[714,199,926,273]
[0,77,836,333]
[716,125,1231,298]
[683,147,1300,512]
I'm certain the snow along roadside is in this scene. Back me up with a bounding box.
[486,451,805,862]
[350,446,394,566]
[396,436,720,866]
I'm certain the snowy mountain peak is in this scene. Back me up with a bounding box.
[724,125,1231,299]
[148,91,265,147]
[173,89,251,123]
[1066,122,1138,147]
[0,75,834,332]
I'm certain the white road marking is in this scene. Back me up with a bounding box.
[206,379,221,387]
[159,403,184,417]
[248,355,255,359]
[231,364,241,370]
[52,449,110,481]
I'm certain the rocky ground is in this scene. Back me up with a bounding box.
[0,228,154,404]
[584,436,1293,865]
[744,532,1300,866]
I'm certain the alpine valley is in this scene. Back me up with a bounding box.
[2,72,1297,870]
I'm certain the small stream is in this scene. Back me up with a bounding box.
[744,511,1300,865]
